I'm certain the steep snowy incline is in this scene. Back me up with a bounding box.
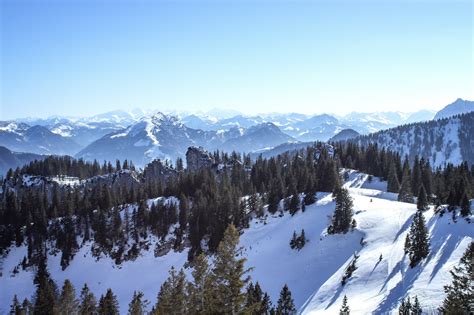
[1,171,472,314]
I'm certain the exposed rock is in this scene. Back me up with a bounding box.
[142,159,178,182]
[186,146,214,172]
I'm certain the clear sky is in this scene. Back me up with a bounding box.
[1,0,473,119]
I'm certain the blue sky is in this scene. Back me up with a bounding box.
[1,0,472,119]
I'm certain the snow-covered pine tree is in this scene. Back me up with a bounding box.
[339,295,350,315]
[276,284,296,315]
[440,241,473,314]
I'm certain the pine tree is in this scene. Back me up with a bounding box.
[187,253,211,314]
[460,192,471,217]
[329,188,354,234]
[339,295,350,315]
[276,284,296,315]
[289,194,300,216]
[98,288,119,315]
[398,161,414,203]
[58,279,79,315]
[411,296,422,315]
[290,231,297,249]
[210,224,250,314]
[440,241,473,314]
[416,185,428,211]
[79,284,97,315]
[387,163,400,193]
[128,291,148,315]
[10,295,21,315]
[398,296,411,315]
[406,211,430,267]
[33,256,58,315]
[153,266,187,314]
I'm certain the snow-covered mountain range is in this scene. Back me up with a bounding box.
[0,98,472,169]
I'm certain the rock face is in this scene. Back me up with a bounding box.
[186,146,214,172]
[143,159,178,182]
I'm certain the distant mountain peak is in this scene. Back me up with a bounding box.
[434,98,474,120]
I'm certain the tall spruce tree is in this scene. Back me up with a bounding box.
[460,192,471,217]
[58,279,79,315]
[128,291,148,315]
[276,284,296,315]
[416,185,428,211]
[398,160,414,203]
[98,289,119,315]
[440,241,473,314]
[79,283,97,315]
[406,211,430,267]
[210,224,250,314]
[329,188,354,234]
[33,256,58,315]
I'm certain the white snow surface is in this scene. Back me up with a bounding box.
[1,170,472,314]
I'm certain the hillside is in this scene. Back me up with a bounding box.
[434,98,474,120]
[1,170,471,314]
[0,146,42,175]
[353,112,474,167]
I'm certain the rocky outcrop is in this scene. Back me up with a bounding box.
[186,146,214,172]
[142,159,178,182]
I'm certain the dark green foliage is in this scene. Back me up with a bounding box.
[289,229,307,250]
[79,283,97,315]
[276,284,296,315]
[339,295,350,315]
[440,242,473,314]
[33,256,58,315]
[416,185,428,211]
[328,188,354,234]
[405,211,430,268]
[98,289,119,315]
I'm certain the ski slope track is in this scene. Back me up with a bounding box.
[0,170,472,314]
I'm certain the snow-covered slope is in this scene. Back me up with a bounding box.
[353,111,474,167]
[1,171,471,314]
[434,98,474,120]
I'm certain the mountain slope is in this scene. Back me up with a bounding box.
[0,122,80,155]
[1,171,471,314]
[353,112,474,167]
[434,98,474,120]
[0,146,42,175]
[329,129,360,142]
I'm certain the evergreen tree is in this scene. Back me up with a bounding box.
[58,279,79,315]
[398,160,414,203]
[398,296,411,315]
[328,188,354,234]
[276,284,296,315]
[411,296,422,315]
[187,253,211,314]
[210,224,250,314]
[79,284,97,315]
[33,256,58,315]
[98,289,119,315]
[406,211,430,267]
[387,163,401,193]
[339,295,350,315]
[460,192,471,217]
[416,185,428,211]
[10,295,21,315]
[440,241,473,314]
[128,291,148,315]
[153,267,187,314]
